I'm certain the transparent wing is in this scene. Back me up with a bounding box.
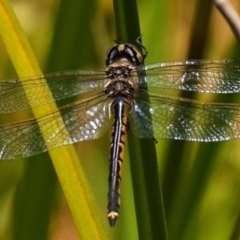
[2,59,240,114]
[137,59,240,93]
[130,94,240,141]
[0,93,110,160]
[0,69,107,113]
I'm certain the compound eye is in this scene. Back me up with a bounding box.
[105,43,143,66]
[105,45,118,66]
[124,43,143,64]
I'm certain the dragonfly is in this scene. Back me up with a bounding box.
[1,42,240,226]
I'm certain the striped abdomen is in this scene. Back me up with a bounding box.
[107,96,131,227]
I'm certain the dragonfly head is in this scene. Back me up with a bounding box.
[106,44,143,67]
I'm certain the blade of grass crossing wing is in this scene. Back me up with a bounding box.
[0,0,108,239]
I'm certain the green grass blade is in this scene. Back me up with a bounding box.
[0,0,108,239]
[113,0,168,239]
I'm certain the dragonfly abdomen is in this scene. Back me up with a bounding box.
[107,97,131,227]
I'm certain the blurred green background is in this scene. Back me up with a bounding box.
[0,0,240,239]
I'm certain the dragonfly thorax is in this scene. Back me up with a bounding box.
[105,78,135,98]
[106,64,133,79]
[105,61,136,98]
